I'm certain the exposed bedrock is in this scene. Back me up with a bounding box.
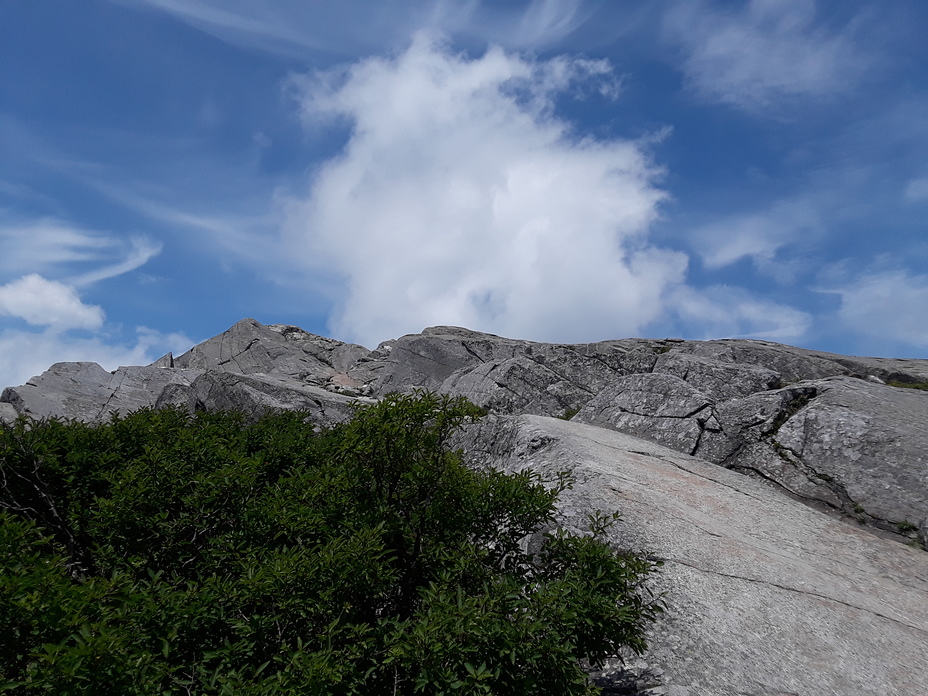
[3,318,926,545]
[3,319,928,692]
[457,415,928,696]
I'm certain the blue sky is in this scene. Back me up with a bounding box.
[2,0,928,387]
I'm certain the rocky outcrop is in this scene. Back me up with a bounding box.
[458,415,928,696]
[174,318,373,396]
[3,318,927,546]
[3,318,928,693]
[0,361,203,422]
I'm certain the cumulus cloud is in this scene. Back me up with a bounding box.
[0,218,173,386]
[664,0,870,111]
[0,274,104,331]
[831,270,928,348]
[286,33,686,345]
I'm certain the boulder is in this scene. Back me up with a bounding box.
[0,402,17,425]
[460,415,928,696]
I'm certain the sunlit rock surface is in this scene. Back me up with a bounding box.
[4,318,928,693]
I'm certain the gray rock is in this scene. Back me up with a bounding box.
[676,338,928,385]
[0,401,18,425]
[439,356,594,416]
[459,415,928,696]
[774,377,928,531]
[574,373,716,455]
[158,372,370,426]
[652,352,781,401]
[1,362,201,422]
[362,326,663,416]
[174,318,372,394]
[3,319,927,546]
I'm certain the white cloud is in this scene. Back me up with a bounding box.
[0,274,104,331]
[831,270,928,348]
[0,214,175,387]
[0,218,161,284]
[285,33,686,345]
[904,177,928,202]
[0,326,193,389]
[510,0,588,48]
[693,198,822,280]
[670,285,812,341]
[664,0,870,111]
[128,0,593,57]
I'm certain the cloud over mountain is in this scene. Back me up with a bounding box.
[285,34,686,345]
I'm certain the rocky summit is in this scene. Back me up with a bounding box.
[3,318,927,695]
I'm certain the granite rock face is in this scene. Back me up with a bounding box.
[3,317,928,693]
[458,415,928,696]
[3,318,927,544]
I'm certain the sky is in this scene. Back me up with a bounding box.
[2,0,928,388]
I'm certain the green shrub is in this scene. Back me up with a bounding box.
[0,392,662,695]
[887,380,928,392]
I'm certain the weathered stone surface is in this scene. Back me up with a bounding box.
[0,401,17,425]
[460,415,928,696]
[173,318,372,394]
[359,326,657,404]
[774,377,928,531]
[693,385,847,508]
[0,362,201,422]
[677,338,928,384]
[157,371,368,426]
[3,319,927,547]
[574,373,716,455]
[439,356,593,416]
[4,318,928,692]
[652,352,781,401]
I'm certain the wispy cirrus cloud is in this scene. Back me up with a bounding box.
[0,216,178,387]
[664,0,873,112]
[124,0,594,57]
[691,196,825,283]
[670,284,812,341]
[0,218,161,285]
[904,177,928,202]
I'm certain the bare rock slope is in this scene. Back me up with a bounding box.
[461,415,928,696]
[6,317,925,545]
[3,318,928,692]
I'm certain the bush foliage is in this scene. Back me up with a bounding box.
[0,392,662,695]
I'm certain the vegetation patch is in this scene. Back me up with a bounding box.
[0,392,662,695]
[887,380,928,392]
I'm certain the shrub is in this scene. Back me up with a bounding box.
[0,392,662,695]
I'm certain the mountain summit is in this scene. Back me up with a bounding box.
[3,318,927,695]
